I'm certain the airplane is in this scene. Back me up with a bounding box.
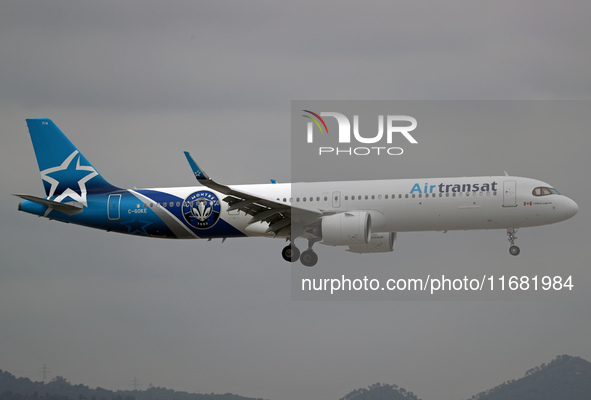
[15,118,578,267]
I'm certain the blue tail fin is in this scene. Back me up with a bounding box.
[26,118,119,202]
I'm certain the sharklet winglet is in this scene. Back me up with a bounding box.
[184,151,210,181]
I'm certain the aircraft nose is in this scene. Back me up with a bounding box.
[564,197,578,219]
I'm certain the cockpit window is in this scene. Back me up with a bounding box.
[533,187,560,196]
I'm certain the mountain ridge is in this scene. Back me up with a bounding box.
[466,354,591,400]
[0,370,266,400]
[2,355,590,400]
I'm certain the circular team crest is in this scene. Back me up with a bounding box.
[182,191,221,229]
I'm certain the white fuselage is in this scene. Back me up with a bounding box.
[146,176,578,239]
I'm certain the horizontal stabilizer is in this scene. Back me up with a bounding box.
[14,194,84,215]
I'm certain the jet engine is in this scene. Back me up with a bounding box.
[347,232,397,253]
[321,211,372,246]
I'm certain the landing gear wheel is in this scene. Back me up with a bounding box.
[506,228,520,256]
[282,244,300,262]
[300,249,318,267]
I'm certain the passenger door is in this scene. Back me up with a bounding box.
[503,181,517,207]
[108,194,121,220]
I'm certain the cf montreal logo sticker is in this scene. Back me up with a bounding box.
[182,191,221,229]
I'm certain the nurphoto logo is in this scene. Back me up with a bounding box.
[303,110,418,156]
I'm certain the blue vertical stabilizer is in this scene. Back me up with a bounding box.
[25,118,119,200]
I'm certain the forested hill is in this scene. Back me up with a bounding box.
[468,354,591,400]
[339,383,420,400]
[3,355,591,400]
[338,355,591,400]
[0,370,266,400]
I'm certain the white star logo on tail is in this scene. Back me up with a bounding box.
[40,150,98,206]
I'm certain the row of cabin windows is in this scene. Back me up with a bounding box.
[277,191,498,203]
[131,189,501,209]
[131,202,183,209]
[158,202,181,208]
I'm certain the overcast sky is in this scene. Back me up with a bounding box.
[1,2,590,400]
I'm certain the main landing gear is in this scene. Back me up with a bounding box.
[300,248,318,267]
[282,238,320,267]
[507,228,520,256]
[282,244,300,262]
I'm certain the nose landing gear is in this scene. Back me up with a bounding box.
[507,228,520,256]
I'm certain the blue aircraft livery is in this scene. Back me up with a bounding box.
[15,118,578,266]
[183,191,221,229]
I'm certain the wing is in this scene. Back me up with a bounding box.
[184,152,322,237]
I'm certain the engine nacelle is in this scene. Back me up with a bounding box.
[347,232,397,254]
[321,211,372,246]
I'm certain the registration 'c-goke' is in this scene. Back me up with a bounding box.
[15,119,578,267]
